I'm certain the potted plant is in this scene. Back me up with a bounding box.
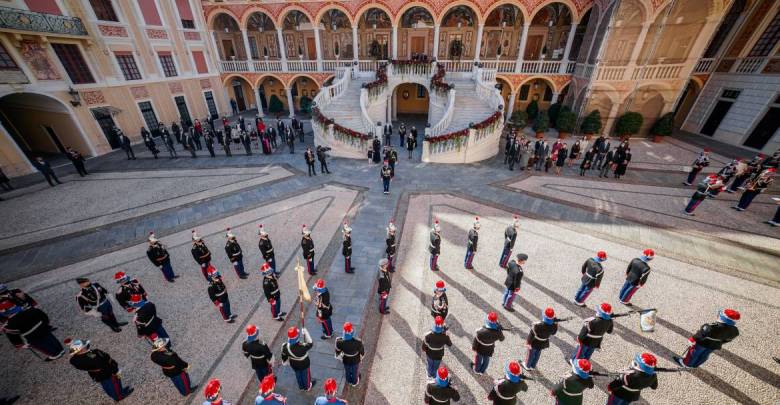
[526,99,539,122]
[533,110,549,138]
[510,110,528,129]
[580,110,602,140]
[548,103,562,128]
[268,95,284,113]
[615,111,644,140]
[650,112,674,143]
[556,109,577,139]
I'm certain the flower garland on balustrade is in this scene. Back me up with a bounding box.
[362,65,387,99]
[389,59,432,76]
[430,64,453,97]
[425,110,503,152]
[312,107,371,147]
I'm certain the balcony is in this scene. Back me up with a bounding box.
[0,6,88,36]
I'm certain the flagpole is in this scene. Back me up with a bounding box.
[296,258,306,329]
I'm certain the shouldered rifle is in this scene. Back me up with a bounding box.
[591,367,685,378]
[497,323,520,332]
[611,308,657,318]
[553,317,573,323]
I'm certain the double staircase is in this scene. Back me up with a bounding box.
[312,63,505,163]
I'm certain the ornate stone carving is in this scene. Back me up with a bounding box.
[168,81,183,94]
[18,40,61,81]
[98,24,128,37]
[183,31,201,41]
[146,29,168,40]
[131,86,149,99]
[81,90,105,106]
[201,78,212,89]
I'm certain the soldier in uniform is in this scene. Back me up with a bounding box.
[551,359,594,405]
[431,280,448,325]
[76,277,125,333]
[674,308,740,368]
[381,161,392,194]
[488,361,528,405]
[130,294,171,346]
[242,324,274,382]
[606,353,659,405]
[191,230,214,281]
[256,375,287,405]
[281,326,317,391]
[224,228,249,279]
[683,149,711,186]
[114,271,147,312]
[429,220,442,271]
[423,316,452,379]
[203,378,232,405]
[499,216,520,269]
[315,378,347,405]
[471,312,506,374]
[0,283,38,319]
[0,300,64,361]
[386,221,397,272]
[342,222,354,273]
[522,307,559,370]
[618,249,654,305]
[257,225,278,275]
[574,251,607,306]
[465,217,480,270]
[207,269,237,323]
[261,263,286,321]
[572,303,613,361]
[150,336,195,396]
[335,322,365,386]
[377,259,391,314]
[146,232,176,282]
[66,338,132,401]
[301,225,317,275]
[503,254,527,311]
[314,279,333,339]
[425,366,460,404]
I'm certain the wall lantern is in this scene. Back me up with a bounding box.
[68,87,81,107]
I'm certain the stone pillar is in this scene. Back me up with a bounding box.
[559,23,578,73]
[603,103,621,136]
[474,24,484,61]
[506,91,517,119]
[392,25,398,59]
[352,25,359,62]
[285,87,295,118]
[628,22,653,64]
[276,28,288,71]
[552,92,560,104]
[433,24,441,59]
[242,30,253,61]
[313,27,323,70]
[514,23,530,73]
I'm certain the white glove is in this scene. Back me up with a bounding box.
[301,328,312,344]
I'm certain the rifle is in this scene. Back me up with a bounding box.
[611,308,657,318]
[591,367,686,378]
[553,317,573,323]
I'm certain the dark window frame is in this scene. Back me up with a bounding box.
[115,53,141,80]
[89,0,119,22]
[748,11,780,57]
[51,43,95,84]
[0,42,19,70]
[158,54,178,77]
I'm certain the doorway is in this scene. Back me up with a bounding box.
[257,86,268,111]
[525,35,544,59]
[306,37,316,59]
[204,91,218,120]
[232,83,246,111]
[701,89,740,136]
[91,108,120,149]
[410,36,426,56]
[174,95,192,127]
[743,107,779,150]
[222,39,236,59]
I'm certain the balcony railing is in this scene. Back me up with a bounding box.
[287,60,317,72]
[520,60,563,74]
[734,57,766,74]
[693,58,715,74]
[0,6,88,36]
[631,63,685,80]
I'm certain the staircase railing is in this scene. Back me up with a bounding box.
[429,88,456,136]
[312,67,371,158]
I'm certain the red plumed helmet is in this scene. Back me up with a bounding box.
[324,378,337,394]
[113,271,126,280]
[544,307,555,319]
[434,316,444,326]
[315,279,325,289]
[246,324,257,336]
[508,361,521,375]
[437,366,448,380]
[260,374,275,393]
[204,379,221,400]
[723,308,740,320]
[487,311,498,323]
[641,352,657,367]
[577,359,592,372]
[261,262,271,271]
[343,322,354,333]
[643,249,655,257]
[597,251,607,260]
[600,302,613,314]
[435,280,445,289]
[130,294,143,303]
[287,327,299,340]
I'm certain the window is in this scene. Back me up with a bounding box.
[181,20,195,29]
[115,53,141,80]
[138,0,162,26]
[25,0,61,15]
[748,11,780,57]
[417,84,426,98]
[721,89,741,99]
[703,0,745,58]
[191,50,208,74]
[519,84,530,100]
[51,43,95,84]
[543,86,553,102]
[174,96,192,126]
[0,43,19,70]
[204,91,218,119]
[158,53,178,77]
[176,0,196,28]
[138,101,159,132]
[89,0,118,22]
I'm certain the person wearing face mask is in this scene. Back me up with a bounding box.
[618,249,655,306]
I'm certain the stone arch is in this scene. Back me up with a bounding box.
[601,0,647,65]
[674,78,703,127]
[638,0,716,64]
[318,8,354,59]
[437,4,480,59]
[357,7,393,59]
[315,4,355,27]
[207,10,240,30]
[482,3,525,59]
[355,3,394,27]
[484,0,531,26]
[240,8,275,30]
[622,85,669,135]
[529,0,577,23]
[224,74,256,111]
[252,73,286,89]
[222,73,253,87]
[436,1,483,26]
[526,2,576,61]
[394,2,436,27]
[289,75,321,112]
[212,13,245,59]
[516,76,557,110]
[276,6,315,29]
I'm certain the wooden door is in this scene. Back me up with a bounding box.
[306,37,316,59]
[222,40,236,58]
[410,36,426,56]
[524,35,544,60]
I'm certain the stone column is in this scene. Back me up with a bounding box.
[629,22,653,64]
[506,91,517,119]
[514,23,530,73]
[433,24,441,59]
[242,30,253,60]
[286,87,295,118]
[552,92,560,104]
[559,23,578,73]
[313,27,323,70]
[392,25,398,59]
[352,25,359,62]
[276,28,288,71]
[474,24,484,61]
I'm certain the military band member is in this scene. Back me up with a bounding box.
[522,307,559,370]
[499,216,520,269]
[386,221,397,272]
[429,220,442,271]
[674,308,740,368]
[465,217,480,270]
[257,225,278,275]
[114,271,147,312]
[425,366,460,404]
[574,251,607,306]
[281,326,317,391]
[315,378,347,405]
[150,336,195,396]
[261,263,286,321]
[203,378,231,405]
[503,253,527,311]
[733,168,775,211]
[606,353,659,405]
[471,312,506,374]
[572,303,613,361]
[342,222,354,273]
[76,277,124,333]
[551,359,594,405]
[618,249,654,305]
[423,316,453,379]
[301,225,317,275]
[488,361,528,405]
[208,270,237,323]
[256,375,287,405]
[146,232,176,282]
[0,300,64,360]
[377,259,391,314]
[191,230,214,281]
[0,283,38,319]
[224,228,249,279]
[66,338,132,401]
[431,280,449,324]
[314,279,333,339]
[242,324,274,382]
[130,294,171,346]
[335,322,365,386]
[683,149,710,186]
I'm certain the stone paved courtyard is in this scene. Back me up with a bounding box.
[0,124,778,405]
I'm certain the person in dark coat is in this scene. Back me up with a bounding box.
[224,229,248,279]
[618,249,654,305]
[423,316,452,378]
[580,147,596,176]
[572,303,613,361]
[286,127,295,154]
[334,322,365,386]
[317,145,331,174]
[411,126,419,145]
[487,361,528,405]
[385,221,397,272]
[464,218,479,269]
[507,139,520,171]
[76,277,124,333]
[431,280,448,324]
[113,271,147,312]
[118,129,136,160]
[190,231,213,280]
[499,216,520,268]
[314,279,333,338]
[150,336,194,396]
[522,307,559,370]
[223,127,232,157]
[614,147,631,179]
[141,127,158,159]
[301,225,317,275]
[383,122,393,145]
[377,259,391,314]
[261,263,286,321]
[33,157,62,186]
[554,144,568,176]
[130,294,170,346]
[204,130,216,157]
[257,225,277,275]
[607,353,659,404]
[161,129,177,158]
[0,300,64,360]
[674,309,740,368]
[66,147,88,176]
[568,140,581,167]
[406,131,416,158]
[240,130,252,155]
[280,326,317,390]
[171,122,182,144]
[733,168,775,211]
[305,147,316,176]
[503,253,527,311]
[599,149,614,178]
[574,251,607,306]
[372,137,382,163]
[207,270,236,322]
[425,366,460,405]
[242,324,274,382]
[183,129,197,158]
[471,312,505,374]
[399,123,407,147]
[341,223,353,273]
[551,359,594,405]
[429,221,441,271]
[66,339,132,401]
[146,232,176,282]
